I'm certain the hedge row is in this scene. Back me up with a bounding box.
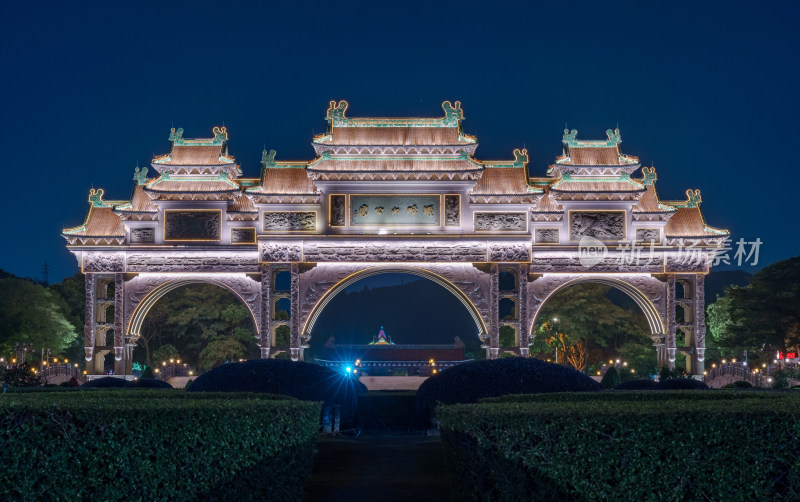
[480,389,790,404]
[438,394,800,500]
[0,393,320,500]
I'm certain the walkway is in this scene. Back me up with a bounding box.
[303,433,453,501]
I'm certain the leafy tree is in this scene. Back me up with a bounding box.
[0,277,78,357]
[600,366,620,389]
[707,255,800,359]
[1,363,41,387]
[198,337,248,370]
[275,325,290,346]
[152,344,180,366]
[49,273,86,362]
[499,326,515,348]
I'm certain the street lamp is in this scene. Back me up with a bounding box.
[551,318,561,364]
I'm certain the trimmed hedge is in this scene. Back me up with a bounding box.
[81,376,128,388]
[415,358,601,419]
[0,392,320,500]
[481,390,781,404]
[187,359,366,426]
[439,394,800,500]
[613,378,656,390]
[653,377,709,390]
[123,378,173,389]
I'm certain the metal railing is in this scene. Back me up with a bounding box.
[704,365,768,387]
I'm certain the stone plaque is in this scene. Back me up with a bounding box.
[474,212,527,231]
[535,228,559,244]
[569,211,625,241]
[350,195,439,226]
[262,212,316,232]
[444,195,459,226]
[231,227,256,244]
[636,228,660,242]
[330,195,346,226]
[164,211,220,241]
[130,227,155,244]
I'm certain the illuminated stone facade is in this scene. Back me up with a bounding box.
[64,102,727,376]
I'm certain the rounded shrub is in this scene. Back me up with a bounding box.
[124,378,173,389]
[613,378,657,390]
[600,367,620,389]
[722,380,753,389]
[415,358,602,419]
[653,378,709,390]
[81,376,128,388]
[187,359,366,426]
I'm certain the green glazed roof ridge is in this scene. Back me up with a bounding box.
[663,189,702,208]
[325,100,464,128]
[562,128,622,148]
[168,126,228,146]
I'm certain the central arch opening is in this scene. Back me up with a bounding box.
[306,272,484,366]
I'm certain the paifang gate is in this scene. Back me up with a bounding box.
[63,101,728,376]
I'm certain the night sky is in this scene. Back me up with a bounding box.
[1,1,798,282]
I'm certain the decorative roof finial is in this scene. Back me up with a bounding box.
[606,128,622,145]
[168,127,184,142]
[563,129,578,143]
[212,126,228,142]
[441,101,463,126]
[512,148,529,168]
[88,188,106,207]
[685,189,701,208]
[326,100,348,122]
[641,166,657,186]
[261,149,277,167]
[133,165,148,186]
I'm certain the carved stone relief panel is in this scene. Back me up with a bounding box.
[301,241,487,262]
[636,228,660,242]
[530,254,665,274]
[350,195,440,226]
[260,242,303,262]
[665,253,707,272]
[127,253,258,272]
[130,227,155,244]
[488,243,530,262]
[231,227,256,244]
[164,210,221,241]
[262,212,316,232]
[569,211,625,241]
[83,253,126,272]
[330,195,346,227]
[444,195,460,226]
[534,228,559,244]
[474,212,527,231]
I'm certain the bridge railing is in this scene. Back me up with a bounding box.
[40,363,85,384]
[704,365,769,387]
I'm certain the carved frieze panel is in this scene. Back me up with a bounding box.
[636,228,660,242]
[534,228,559,244]
[83,253,125,272]
[488,243,530,262]
[164,210,221,241]
[350,195,439,226]
[444,195,460,226]
[665,253,707,272]
[127,253,258,272]
[301,241,487,262]
[231,227,256,244]
[330,195,346,227]
[263,212,316,232]
[474,212,527,232]
[569,211,625,241]
[530,254,664,273]
[260,242,303,262]
[130,227,155,244]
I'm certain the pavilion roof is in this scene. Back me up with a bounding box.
[114,185,158,214]
[144,177,240,194]
[307,156,481,173]
[552,128,639,167]
[663,207,728,238]
[549,174,645,193]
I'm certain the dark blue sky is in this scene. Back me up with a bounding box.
[1,1,797,282]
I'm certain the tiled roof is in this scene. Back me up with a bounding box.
[632,184,674,213]
[550,179,645,193]
[320,127,464,145]
[534,191,563,212]
[154,145,232,166]
[308,159,480,172]
[63,207,125,237]
[557,146,638,166]
[248,168,318,195]
[116,185,158,212]
[471,167,531,195]
[144,179,239,193]
[228,193,257,212]
[663,207,728,238]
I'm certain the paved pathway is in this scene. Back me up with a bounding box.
[303,433,453,501]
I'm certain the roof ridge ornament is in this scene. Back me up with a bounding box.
[562,128,622,148]
[168,127,184,142]
[168,126,228,146]
[87,188,123,208]
[641,166,657,186]
[685,189,701,207]
[563,129,578,143]
[606,128,622,145]
[133,166,148,186]
[441,100,463,126]
[261,149,277,168]
[512,148,529,168]
[324,100,465,128]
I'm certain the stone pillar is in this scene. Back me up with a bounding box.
[693,274,706,375]
[260,265,272,359]
[489,264,499,359]
[666,275,677,369]
[290,263,300,361]
[113,273,126,375]
[84,273,96,374]
[518,264,529,356]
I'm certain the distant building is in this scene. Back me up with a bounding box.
[317,326,471,376]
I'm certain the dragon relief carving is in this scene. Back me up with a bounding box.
[444,195,459,226]
[263,212,316,231]
[570,211,625,240]
[535,229,559,243]
[127,254,258,272]
[488,244,530,262]
[301,241,487,262]
[260,242,302,262]
[330,195,346,226]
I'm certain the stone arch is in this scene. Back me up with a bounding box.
[527,274,666,341]
[300,265,489,340]
[124,274,261,339]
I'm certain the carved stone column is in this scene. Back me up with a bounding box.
[518,264,530,357]
[84,273,96,374]
[489,264,499,359]
[666,275,677,369]
[113,273,126,374]
[693,274,706,375]
[290,263,301,361]
[260,266,271,359]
